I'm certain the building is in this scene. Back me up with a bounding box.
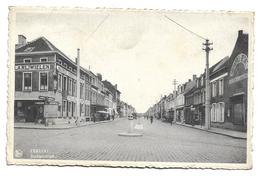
[210,30,248,132]
[183,76,197,125]
[175,84,186,123]
[102,80,121,117]
[209,56,230,129]
[14,35,91,124]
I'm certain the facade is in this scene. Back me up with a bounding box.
[209,56,230,129]
[183,76,197,125]
[14,35,131,125]
[175,84,185,123]
[14,35,91,124]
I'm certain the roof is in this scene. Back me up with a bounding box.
[211,56,230,73]
[15,36,77,66]
[183,80,196,95]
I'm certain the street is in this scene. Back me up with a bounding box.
[14,118,246,163]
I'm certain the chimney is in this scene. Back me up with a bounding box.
[97,73,102,81]
[193,74,197,81]
[115,84,117,89]
[188,79,191,82]
[18,35,26,45]
[238,30,243,37]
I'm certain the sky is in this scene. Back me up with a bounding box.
[13,8,253,113]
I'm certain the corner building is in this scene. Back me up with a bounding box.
[14,35,91,124]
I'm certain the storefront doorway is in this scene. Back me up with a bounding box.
[230,95,247,130]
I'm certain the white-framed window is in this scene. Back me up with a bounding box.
[212,81,217,97]
[40,57,48,62]
[211,103,216,122]
[39,72,48,91]
[23,72,32,91]
[219,78,224,96]
[23,58,32,63]
[58,73,62,91]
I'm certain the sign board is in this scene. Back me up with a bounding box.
[15,64,51,71]
[44,104,58,118]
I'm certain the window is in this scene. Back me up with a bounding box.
[23,72,32,91]
[57,59,62,65]
[219,102,225,122]
[68,102,71,113]
[24,47,35,52]
[39,72,48,91]
[68,78,72,95]
[63,63,67,68]
[219,78,224,95]
[58,73,62,91]
[80,83,84,99]
[63,76,67,92]
[72,80,76,96]
[23,58,32,63]
[212,81,217,97]
[62,100,67,113]
[40,57,48,62]
[211,104,216,122]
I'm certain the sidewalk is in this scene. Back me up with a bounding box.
[14,118,122,130]
[175,122,247,139]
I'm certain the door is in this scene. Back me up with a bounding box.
[233,103,244,125]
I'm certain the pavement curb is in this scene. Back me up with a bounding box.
[175,123,246,140]
[14,118,123,130]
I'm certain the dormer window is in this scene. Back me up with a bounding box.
[23,58,32,63]
[24,47,35,52]
[40,57,48,62]
[57,60,62,65]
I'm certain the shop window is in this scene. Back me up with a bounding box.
[23,72,32,91]
[23,58,32,63]
[40,57,48,62]
[39,72,48,91]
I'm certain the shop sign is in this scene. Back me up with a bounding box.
[229,73,247,84]
[15,64,51,71]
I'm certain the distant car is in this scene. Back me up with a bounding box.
[128,115,134,120]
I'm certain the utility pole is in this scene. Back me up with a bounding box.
[76,48,81,125]
[203,39,213,130]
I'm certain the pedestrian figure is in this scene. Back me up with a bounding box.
[150,116,153,124]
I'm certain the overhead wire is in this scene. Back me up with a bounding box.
[164,15,207,41]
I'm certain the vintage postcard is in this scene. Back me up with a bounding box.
[7,7,254,169]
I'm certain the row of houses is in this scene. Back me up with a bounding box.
[145,30,248,132]
[14,35,136,125]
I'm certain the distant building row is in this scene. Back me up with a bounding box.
[145,30,248,132]
[14,35,135,124]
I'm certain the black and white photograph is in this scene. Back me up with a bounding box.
[7,7,254,169]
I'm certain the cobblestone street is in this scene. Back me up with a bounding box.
[14,118,247,163]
